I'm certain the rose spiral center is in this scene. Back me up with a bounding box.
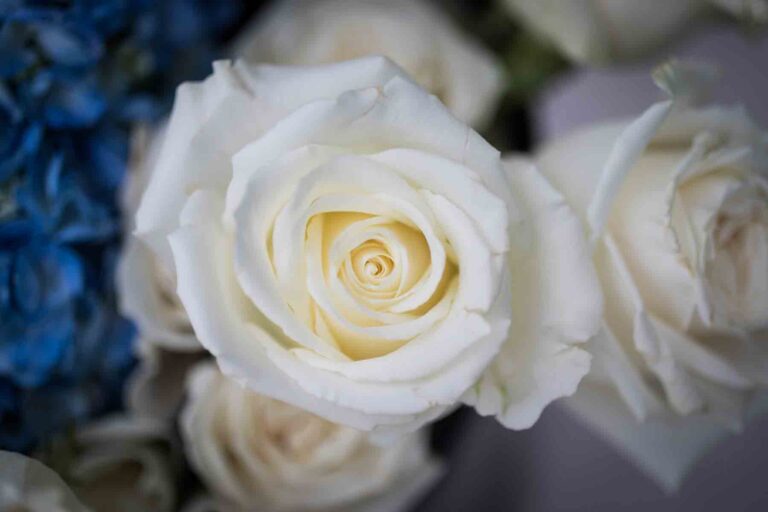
[351,242,395,282]
[296,209,455,360]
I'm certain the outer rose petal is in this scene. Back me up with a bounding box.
[536,97,677,238]
[224,71,511,222]
[117,238,199,351]
[564,384,768,491]
[536,122,623,226]
[585,100,673,239]
[465,159,602,429]
[136,57,411,268]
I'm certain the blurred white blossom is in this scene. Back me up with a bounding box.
[533,62,768,489]
[234,0,504,127]
[504,0,767,64]
[181,363,443,512]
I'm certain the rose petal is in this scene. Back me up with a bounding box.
[467,160,601,429]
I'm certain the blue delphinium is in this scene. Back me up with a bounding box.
[0,0,240,451]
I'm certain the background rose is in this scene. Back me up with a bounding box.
[65,416,176,512]
[0,451,87,512]
[133,56,602,436]
[233,0,504,127]
[118,126,201,353]
[504,0,767,64]
[119,126,208,421]
[181,363,442,512]
[534,65,768,488]
[125,339,207,421]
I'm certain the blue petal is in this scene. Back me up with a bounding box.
[44,80,106,128]
[33,22,103,67]
[12,242,84,314]
[0,23,36,78]
[85,128,128,192]
[0,306,74,387]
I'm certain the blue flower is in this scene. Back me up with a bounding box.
[0,0,240,451]
[0,241,81,387]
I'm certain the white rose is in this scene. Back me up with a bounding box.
[234,0,504,127]
[134,56,601,436]
[0,451,87,512]
[504,0,767,64]
[535,63,768,489]
[181,363,443,512]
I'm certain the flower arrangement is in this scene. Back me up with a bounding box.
[1,1,766,511]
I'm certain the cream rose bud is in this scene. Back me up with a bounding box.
[181,364,442,512]
[536,68,768,488]
[233,0,503,128]
[504,0,768,65]
[135,56,601,436]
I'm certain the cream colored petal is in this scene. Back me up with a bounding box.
[467,160,601,429]
[589,324,665,420]
[601,235,704,415]
[536,122,624,226]
[117,238,199,351]
[650,316,753,390]
[371,148,509,253]
[425,192,500,312]
[587,100,674,239]
[225,71,510,224]
[135,61,270,270]
[606,144,703,330]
